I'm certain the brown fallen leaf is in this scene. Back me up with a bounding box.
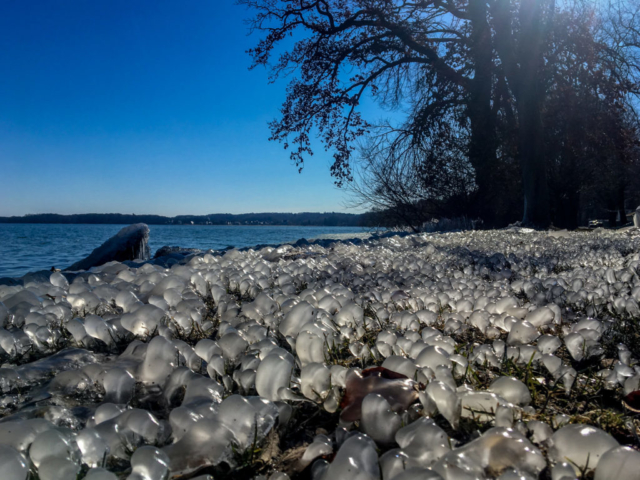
[622,390,640,413]
[340,366,419,422]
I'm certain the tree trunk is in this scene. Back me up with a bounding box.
[518,0,550,228]
[492,0,551,228]
[468,0,498,226]
[618,184,627,225]
[608,201,618,228]
[518,86,549,227]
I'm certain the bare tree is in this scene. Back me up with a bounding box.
[240,0,508,220]
[347,113,476,231]
[241,0,640,229]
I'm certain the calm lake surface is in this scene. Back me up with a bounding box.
[0,224,370,278]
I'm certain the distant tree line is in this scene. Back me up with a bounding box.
[242,0,640,229]
[0,212,380,227]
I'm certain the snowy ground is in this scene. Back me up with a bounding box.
[1,228,640,479]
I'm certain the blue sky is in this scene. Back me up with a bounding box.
[0,0,376,216]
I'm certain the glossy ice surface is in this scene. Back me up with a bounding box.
[0,228,638,479]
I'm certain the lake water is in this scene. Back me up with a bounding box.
[0,224,370,278]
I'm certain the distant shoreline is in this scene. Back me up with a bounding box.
[0,211,377,227]
[0,223,367,227]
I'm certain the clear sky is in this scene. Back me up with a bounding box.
[0,0,370,216]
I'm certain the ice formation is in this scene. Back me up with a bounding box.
[594,446,640,480]
[434,427,546,478]
[549,424,619,473]
[360,393,403,445]
[67,223,150,271]
[341,367,418,422]
[320,434,379,480]
[0,228,637,478]
[0,445,28,480]
[488,377,531,406]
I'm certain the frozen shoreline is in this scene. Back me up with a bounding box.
[0,224,375,280]
[0,227,388,286]
[0,228,639,478]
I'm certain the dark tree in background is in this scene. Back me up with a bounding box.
[543,2,638,228]
[347,115,477,232]
[241,0,640,229]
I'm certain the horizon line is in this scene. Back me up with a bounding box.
[1,211,366,218]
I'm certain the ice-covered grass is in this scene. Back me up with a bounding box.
[1,228,640,479]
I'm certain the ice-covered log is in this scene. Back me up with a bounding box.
[66,224,150,271]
